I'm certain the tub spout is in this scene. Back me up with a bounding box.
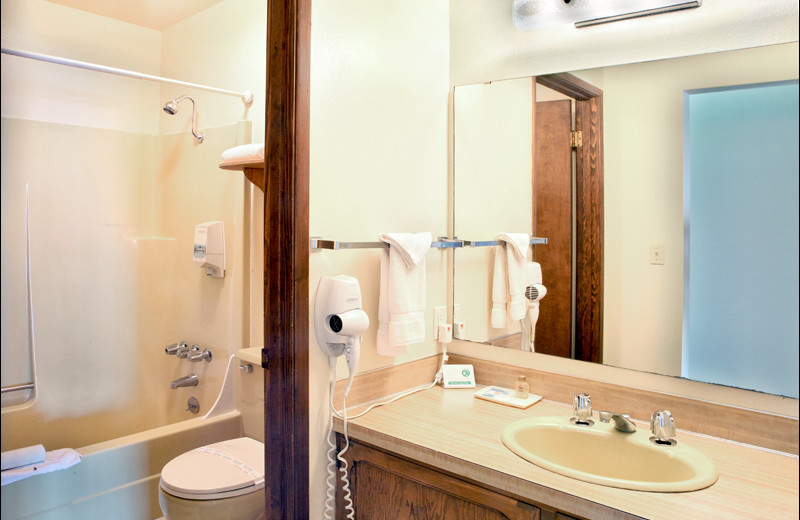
[170,374,199,389]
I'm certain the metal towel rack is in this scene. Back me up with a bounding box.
[310,236,547,251]
[1,382,35,394]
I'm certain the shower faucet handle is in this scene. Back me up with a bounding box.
[165,341,188,355]
[187,348,212,363]
[176,344,200,359]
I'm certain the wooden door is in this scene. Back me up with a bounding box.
[533,99,573,359]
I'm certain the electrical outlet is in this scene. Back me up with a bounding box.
[650,244,665,265]
[433,306,446,339]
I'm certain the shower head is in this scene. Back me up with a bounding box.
[161,95,203,143]
[162,100,179,115]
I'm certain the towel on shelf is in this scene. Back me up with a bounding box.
[1,444,45,471]
[220,143,265,163]
[491,233,531,328]
[376,232,432,356]
[1,448,81,486]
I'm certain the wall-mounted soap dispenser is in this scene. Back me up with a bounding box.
[193,221,225,277]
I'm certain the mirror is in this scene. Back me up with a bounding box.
[453,42,799,398]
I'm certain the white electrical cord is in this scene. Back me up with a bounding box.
[329,343,449,421]
[323,343,450,519]
[323,358,355,520]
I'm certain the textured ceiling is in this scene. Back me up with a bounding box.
[45,0,226,30]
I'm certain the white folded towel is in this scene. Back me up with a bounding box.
[221,143,265,163]
[1,445,45,471]
[376,232,432,356]
[491,233,531,328]
[1,448,81,486]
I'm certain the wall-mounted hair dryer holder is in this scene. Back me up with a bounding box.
[314,275,369,396]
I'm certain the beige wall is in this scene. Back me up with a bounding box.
[308,0,450,516]
[0,0,264,451]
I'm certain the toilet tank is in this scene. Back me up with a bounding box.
[236,348,265,443]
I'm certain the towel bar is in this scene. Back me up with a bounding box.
[1,382,35,394]
[309,237,548,251]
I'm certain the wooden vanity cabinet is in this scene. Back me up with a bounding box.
[336,438,584,520]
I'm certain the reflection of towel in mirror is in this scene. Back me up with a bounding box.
[491,233,530,328]
[377,232,431,356]
[1,448,81,486]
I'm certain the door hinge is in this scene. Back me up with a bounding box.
[571,130,583,148]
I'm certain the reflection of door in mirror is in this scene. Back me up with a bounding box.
[453,73,603,363]
[534,74,604,363]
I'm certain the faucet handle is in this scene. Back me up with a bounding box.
[165,341,188,355]
[176,344,200,359]
[650,410,676,444]
[188,348,212,363]
[572,393,593,424]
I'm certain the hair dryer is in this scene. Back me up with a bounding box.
[521,263,546,352]
[314,276,369,396]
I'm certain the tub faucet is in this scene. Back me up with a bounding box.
[598,411,637,433]
[170,374,199,389]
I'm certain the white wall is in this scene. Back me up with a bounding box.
[309,0,450,516]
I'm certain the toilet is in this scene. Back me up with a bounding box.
[159,349,266,520]
[158,437,265,520]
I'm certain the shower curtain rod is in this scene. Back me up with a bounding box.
[1,47,254,107]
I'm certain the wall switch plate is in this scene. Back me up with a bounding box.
[650,244,665,265]
[433,306,446,339]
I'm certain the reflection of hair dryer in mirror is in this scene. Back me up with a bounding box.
[314,275,370,397]
[521,262,546,352]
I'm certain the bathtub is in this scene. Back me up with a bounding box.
[0,410,242,520]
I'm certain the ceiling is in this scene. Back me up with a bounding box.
[45,0,226,31]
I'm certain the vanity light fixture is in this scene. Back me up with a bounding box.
[512,0,701,30]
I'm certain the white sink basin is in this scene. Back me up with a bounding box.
[501,415,718,492]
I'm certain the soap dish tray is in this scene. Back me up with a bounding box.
[474,385,542,409]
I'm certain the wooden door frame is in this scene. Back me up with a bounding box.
[263,0,311,517]
[536,73,604,364]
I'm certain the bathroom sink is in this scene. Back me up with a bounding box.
[501,416,718,492]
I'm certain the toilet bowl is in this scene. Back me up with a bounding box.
[158,437,265,520]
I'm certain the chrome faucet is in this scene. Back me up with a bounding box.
[187,348,212,363]
[170,374,199,389]
[176,344,200,359]
[598,411,637,433]
[650,410,677,445]
[165,341,188,355]
[571,393,594,425]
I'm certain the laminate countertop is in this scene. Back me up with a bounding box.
[336,386,799,520]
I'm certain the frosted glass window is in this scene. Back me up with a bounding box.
[683,81,799,398]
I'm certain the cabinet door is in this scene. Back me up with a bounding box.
[338,441,539,520]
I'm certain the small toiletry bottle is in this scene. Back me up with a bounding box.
[515,375,529,399]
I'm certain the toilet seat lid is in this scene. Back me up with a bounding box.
[160,437,265,500]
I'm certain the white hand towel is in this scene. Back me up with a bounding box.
[221,143,265,163]
[1,448,81,486]
[1,445,45,471]
[491,233,531,328]
[376,232,431,356]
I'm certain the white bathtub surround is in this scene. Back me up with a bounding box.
[491,233,531,328]
[376,232,432,356]
[1,448,81,486]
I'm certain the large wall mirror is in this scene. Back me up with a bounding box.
[453,42,798,399]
